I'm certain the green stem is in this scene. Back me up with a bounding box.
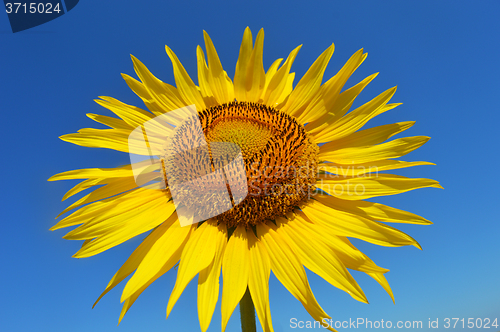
[240,287,257,332]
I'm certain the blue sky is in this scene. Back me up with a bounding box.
[1,1,499,331]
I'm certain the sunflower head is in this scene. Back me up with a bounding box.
[50,27,441,332]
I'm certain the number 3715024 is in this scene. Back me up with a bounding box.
[5,3,62,14]
[444,318,498,329]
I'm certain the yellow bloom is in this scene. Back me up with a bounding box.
[50,27,441,332]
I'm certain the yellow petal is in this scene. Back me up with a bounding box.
[319,136,430,164]
[59,166,161,213]
[117,222,192,324]
[94,95,154,129]
[256,223,333,329]
[61,178,102,201]
[275,217,367,303]
[244,28,266,102]
[197,222,228,332]
[247,231,274,332]
[262,58,283,96]
[322,49,366,96]
[51,188,153,230]
[166,220,220,317]
[320,121,415,153]
[301,201,421,249]
[334,236,394,301]
[196,46,218,107]
[59,128,163,155]
[310,84,396,143]
[165,45,206,111]
[57,176,150,217]
[121,216,194,301]
[317,173,442,200]
[293,212,388,273]
[48,164,135,181]
[276,72,296,106]
[203,31,235,104]
[313,194,432,225]
[234,27,253,101]
[263,45,301,106]
[318,160,435,177]
[86,113,131,130]
[129,56,194,115]
[296,49,366,124]
[122,73,184,117]
[72,194,175,257]
[93,214,180,308]
[62,189,170,239]
[48,163,149,181]
[281,44,335,117]
[366,272,395,303]
[221,225,250,332]
[305,72,379,136]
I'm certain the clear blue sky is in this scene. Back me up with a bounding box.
[1,1,499,331]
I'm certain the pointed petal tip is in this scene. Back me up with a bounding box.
[47,174,58,182]
[387,289,395,304]
[256,28,265,39]
[164,45,172,53]
[119,293,128,304]
[130,54,139,62]
[358,295,369,304]
[92,288,109,309]
[202,30,210,40]
[117,304,129,325]
[62,233,71,240]
[420,136,431,143]
[72,248,91,259]
[322,43,335,56]
[166,305,172,319]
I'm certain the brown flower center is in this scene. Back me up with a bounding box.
[163,101,318,227]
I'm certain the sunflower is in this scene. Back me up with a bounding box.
[50,27,441,332]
